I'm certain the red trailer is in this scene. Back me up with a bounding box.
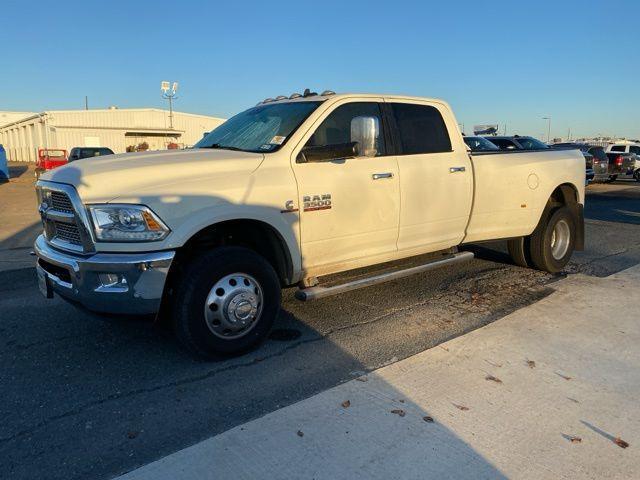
[36,148,67,178]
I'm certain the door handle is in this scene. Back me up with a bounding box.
[372,172,394,180]
[449,166,466,173]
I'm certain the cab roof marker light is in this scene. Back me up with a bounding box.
[262,98,275,104]
[321,90,336,96]
[275,95,287,101]
[289,93,302,99]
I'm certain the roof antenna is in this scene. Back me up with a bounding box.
[302,88,317,97]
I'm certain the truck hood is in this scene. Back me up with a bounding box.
[43,149,265,203]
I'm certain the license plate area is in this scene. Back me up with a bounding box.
[37,267,54,299]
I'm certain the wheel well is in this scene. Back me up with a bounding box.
[549,183,579,208]
[173,220,293,286]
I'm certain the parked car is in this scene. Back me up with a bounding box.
[68,147,114,162]
[607,143,640,156]
[463,136,499,151]
[606,152,637,182]
[551,143,609,183]
[630,154,640,182]
[484,135,549,151]
[35,148,67,179]
[34,92,585,357]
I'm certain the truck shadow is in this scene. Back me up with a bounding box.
[0,266,509,480]
[8,163,29,179]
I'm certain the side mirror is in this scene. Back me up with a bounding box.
[297,142,358,163]
[350,116,379,157]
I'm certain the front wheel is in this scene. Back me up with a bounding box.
[634,170,640,182]
[607,175,618,183]
[529,206,576,273]
[172,246,281,358]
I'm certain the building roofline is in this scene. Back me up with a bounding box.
[41,108,225,120]
[0,109,225,129]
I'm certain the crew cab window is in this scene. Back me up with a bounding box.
[611,145,626,152]
[305,102,385,156]
[390,103,451,154]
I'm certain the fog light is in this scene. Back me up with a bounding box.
[99,273,126,288]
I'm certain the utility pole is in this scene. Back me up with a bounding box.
[161,81,179,129]
[85,96,89,110]
[542,116,551,143]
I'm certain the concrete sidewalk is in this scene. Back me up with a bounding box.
[116,266,640,480]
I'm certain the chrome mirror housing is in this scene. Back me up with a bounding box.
[350,116,379,157]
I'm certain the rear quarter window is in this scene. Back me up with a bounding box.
[610,145,626,152]
[588,147,608,162]
[390,103,451,155]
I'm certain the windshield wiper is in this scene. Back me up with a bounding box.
[205,143,244,151]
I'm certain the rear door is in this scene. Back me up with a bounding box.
[387,100,473,252]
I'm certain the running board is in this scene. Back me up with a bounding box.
[295,251,474,301]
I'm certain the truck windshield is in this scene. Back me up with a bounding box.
[195,101,322,153]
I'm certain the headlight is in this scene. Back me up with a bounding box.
[88,204,170,242]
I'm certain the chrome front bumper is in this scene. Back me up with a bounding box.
[34,235,175,315]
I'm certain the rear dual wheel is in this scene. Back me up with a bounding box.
[508,206,576,273]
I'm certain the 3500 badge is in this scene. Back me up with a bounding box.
[303,194,332,212]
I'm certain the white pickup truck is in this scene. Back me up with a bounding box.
[35,91,585,357]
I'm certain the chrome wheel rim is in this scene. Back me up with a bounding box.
[550,219,571,260]
[204,273,263,339]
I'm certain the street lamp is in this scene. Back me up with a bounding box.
[542,116,551,143]
[161,81,179,129]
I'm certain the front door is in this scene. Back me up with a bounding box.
[291,100,400,274]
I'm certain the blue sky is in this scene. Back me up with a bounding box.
[2,0,638,139]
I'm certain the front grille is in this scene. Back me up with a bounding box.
[38,183,94,253]
[53,221,82,245]
[50,191,74,213]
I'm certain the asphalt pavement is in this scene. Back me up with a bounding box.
[1,165,640,480]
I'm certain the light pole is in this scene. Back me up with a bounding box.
[542,116,551,143]
[161,81,179,129]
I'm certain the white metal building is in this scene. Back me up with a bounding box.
[0,108,226,162]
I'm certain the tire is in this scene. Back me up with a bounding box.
[507,236,530,268]
[172,246,281,358]
[634,170,640,182]
[529,206,576,273]
[607,175,618,183]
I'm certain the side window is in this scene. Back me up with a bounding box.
[611,145,625,152]
[305,102,385,157]
[390,103,451,155]
[629,146,640,155]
